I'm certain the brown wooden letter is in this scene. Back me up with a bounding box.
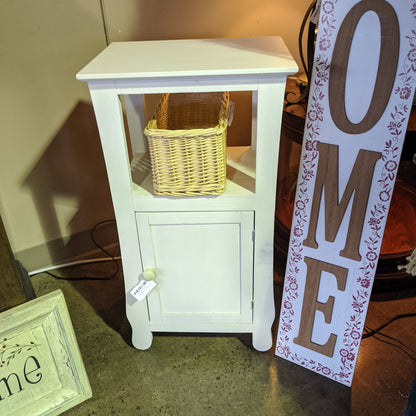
[328,0,399,134]
[303,142,381,261]
[293,257,348,357]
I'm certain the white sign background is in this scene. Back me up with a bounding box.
[276,0,416,386]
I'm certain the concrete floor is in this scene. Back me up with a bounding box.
[30,259,416,416]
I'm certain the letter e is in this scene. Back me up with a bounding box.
[293,257,348,357]
[24,356,42,384]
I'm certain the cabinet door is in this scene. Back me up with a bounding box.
[136,211,254,325]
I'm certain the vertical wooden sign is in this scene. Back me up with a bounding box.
[276,0,416,386]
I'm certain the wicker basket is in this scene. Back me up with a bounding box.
[144,92,229,196]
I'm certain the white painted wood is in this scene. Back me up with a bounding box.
[78,36,297,351]
[0,290,91,416]
[131,188,257,212]
[77,37,297,81]
[87,75,287,95]
[149,322,253,333]
[89,88,153,350]
[252,82,286,352]
[136,211,253,325]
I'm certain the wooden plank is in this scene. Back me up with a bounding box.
[76,37,297,81]
[276,0,416,386]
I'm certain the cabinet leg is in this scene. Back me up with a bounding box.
[131,327,153,350]
[126,303,153,350]
[252,327,273,352]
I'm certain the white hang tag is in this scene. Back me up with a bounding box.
[130,279,157,302]
[310,0,321,25]
[228,101,235,126]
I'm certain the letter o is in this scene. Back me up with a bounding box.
[328,0,399,134]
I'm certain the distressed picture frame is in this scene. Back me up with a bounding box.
[0,290,92,415]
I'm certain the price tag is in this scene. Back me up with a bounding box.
[227,101,235,126]
[310,0,321,25]
[130,279,157,302]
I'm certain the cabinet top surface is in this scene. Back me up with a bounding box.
[76,36,297,81]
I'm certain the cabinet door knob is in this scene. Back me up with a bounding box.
[143,268,156,281]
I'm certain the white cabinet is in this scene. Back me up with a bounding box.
[77,37,297,351]
[137,211,253,328]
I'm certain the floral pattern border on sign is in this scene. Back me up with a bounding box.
[276,0,416,385]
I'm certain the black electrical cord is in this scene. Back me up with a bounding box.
[362,313,416,339]
[35,219,119,281]
[364,330,416,362]
[362,313,416,362]
[99,0,109,46]
[285,0,317,105]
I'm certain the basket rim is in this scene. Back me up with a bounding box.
[144,91,229,138]
[144,118,228,138]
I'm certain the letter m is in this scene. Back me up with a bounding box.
[303,142,381,261]
[0,373,22,400]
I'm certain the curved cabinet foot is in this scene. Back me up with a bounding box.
[252,328,272,352]
[131,328,153,350]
